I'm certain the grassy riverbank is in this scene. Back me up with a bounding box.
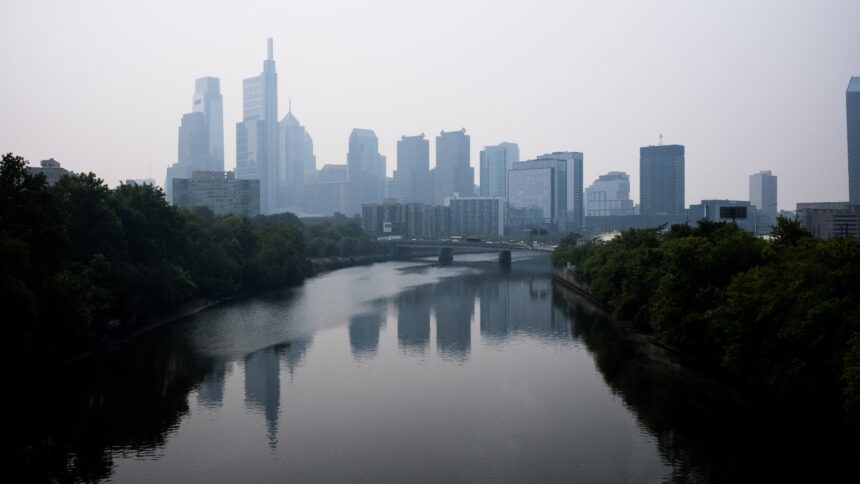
[553,219,860,441]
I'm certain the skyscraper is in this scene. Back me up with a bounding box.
[164,76,224,203]
[278,106,315,211]
[848,77,860,205]
[585,172,634,217]
[236,38,279,214]
[507,158,567,230]
[749,170,778,216]
[479,142,519,199]
[537,152,583,228]
[432,129,473,205]
[640,144,685,216]
[392,134,431,203]
[347,128,385,214]
[192,76,224,171]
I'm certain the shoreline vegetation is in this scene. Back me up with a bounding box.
[1,153,386,369]
[551,219,860,446]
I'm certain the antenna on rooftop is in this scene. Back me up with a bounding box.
[659,133,664,146]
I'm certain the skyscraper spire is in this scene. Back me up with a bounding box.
[267,37,273,61]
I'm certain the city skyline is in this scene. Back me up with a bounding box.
[1,1,859,209]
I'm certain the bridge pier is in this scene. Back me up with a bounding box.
[438,247,453,265]
[498,250,512,267]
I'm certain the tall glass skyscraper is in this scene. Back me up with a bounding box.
[192,76,224,171]
[537,152,583,228]
[432,129,473,205]
[508,158,567,230]
[236,38,279,214]
[479,142,519,199]
[164,76,224,203]
[278,107,315,211]
[640,144,685,216]
[848,77,860,205]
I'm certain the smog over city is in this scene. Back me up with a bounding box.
[2,1,859,482]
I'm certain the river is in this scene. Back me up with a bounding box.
[16,252,780,482]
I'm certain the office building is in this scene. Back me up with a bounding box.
[236,38,279,214]
[432,129,474,205]
[749,170,778,216]
[165,77,225,203]
[317,164,349,183]
[392,134,431,203]
[192,76,224,170]
[27,158,72,185]
[347,128,386,214]
[304,180,352,216]
[278,107,316,211]
[538,152,583,228]
[450,196,506,238]
[585,171,634,217]
[479,142,519,199]
[797,202,860,240]
[688,199,757,232]
[172,171,260,217]
[640,144,685,216]
[507,158,567,230]
[848,77,860,205]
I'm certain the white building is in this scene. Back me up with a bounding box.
[749,170,778,216]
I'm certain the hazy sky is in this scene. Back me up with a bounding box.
[1,0,858,209]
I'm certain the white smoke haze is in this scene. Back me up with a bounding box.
[1,0,858,209]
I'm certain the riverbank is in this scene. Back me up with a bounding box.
[310,253,391,273]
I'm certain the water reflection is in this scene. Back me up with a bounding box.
[14,255,824,482]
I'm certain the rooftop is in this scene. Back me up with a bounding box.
[849,77,860,93]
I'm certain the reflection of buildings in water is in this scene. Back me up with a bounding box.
[480,277,570,341]
[282,339,311,377]
[197,360,228,408]
[434,278,475,360]
[349,310,384,359]
[397,289,431,352]
[244,347,281,450]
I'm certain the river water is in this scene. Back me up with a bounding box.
[18,252,771,482]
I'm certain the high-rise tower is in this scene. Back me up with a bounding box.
[537,151,583,228]
[347,128,385,213]
[749,170,778,216]
[640,145,685,216]
[479,142,519,199]
[432,129,473,205]
[848,77,860,205]
[192,77,224,171]
[392,134,431,204]
[236,38,279,214]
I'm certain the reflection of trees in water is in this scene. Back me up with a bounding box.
[553,285,750,483]
[12,332,221,482]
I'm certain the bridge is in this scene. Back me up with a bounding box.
[388,239,554,266]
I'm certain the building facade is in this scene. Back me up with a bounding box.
[797,202,860,240]
[507,159,567,230]
[28,158,72,185]
[392,134,432,204]
[347,128,385,214]
[165,77,224,202]
[172,171,260,217]
[749,170,778,216]
[640,144,685,216]
[432,129,474,205]
[236,38,279,214]
[848,77,860,205]
[688,199,757,232]
[584,171,634,217]
[479,142,519,199]
[450,196,505,238]
[278,109,315,211]
[537,152,583,228]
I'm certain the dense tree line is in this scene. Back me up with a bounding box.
[0,153,378,366]
[553,219,860,437]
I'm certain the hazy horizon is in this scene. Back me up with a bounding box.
[2,0,858,210]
